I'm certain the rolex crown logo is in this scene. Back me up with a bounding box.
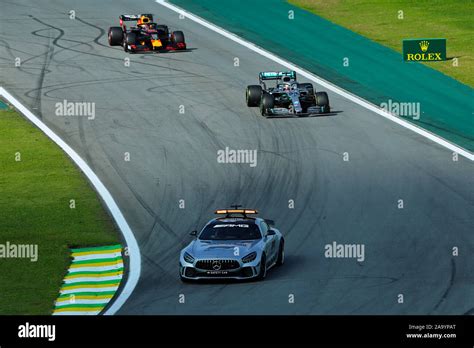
[419,40,430,52]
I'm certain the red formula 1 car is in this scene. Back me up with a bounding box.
[108,14,186,53]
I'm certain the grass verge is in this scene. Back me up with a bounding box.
[289,0,473,87]
[0,107,119,314]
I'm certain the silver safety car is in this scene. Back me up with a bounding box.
[179,207,284,281]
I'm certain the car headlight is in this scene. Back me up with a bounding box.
[242,251,257,263]
[183,252,195,264]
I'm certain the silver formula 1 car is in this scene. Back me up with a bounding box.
[179,207,284,281]
[246,71,330,117]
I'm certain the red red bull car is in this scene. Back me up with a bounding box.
[108,14,186,53]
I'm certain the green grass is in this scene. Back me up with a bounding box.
[289,0,474,87]
[0,108,119,314]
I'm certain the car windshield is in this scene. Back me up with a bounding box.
[199,223,261,240]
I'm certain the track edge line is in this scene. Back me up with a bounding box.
[0,87,141,315]
[156,0,473,161]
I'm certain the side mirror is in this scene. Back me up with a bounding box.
[190,230,197,237]
[266,229,276,236]
[265,219,275,226]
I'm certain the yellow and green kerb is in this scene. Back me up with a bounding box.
[53,245,124,315]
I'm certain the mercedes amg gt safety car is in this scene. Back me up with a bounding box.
[179,207,284,281]
[107,14,186,53]
[246,71,330,116]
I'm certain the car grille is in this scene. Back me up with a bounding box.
[195,259,240,270]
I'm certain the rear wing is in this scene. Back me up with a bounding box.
[119,14,154,26]
[259,71,297,81]
[119,14,154,21]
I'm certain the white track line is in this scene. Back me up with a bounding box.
[156,0,473,161]
[0,87,141,315]
[68,265,124,273]
[60,287,120,295]
[73,252,122,261]
[55,299,111,306]
[64,275,123,283]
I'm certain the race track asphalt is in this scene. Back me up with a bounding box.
[0,0,473,314]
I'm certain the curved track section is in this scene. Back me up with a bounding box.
[0,0,473,314]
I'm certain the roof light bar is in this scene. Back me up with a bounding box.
[214,209,258,215]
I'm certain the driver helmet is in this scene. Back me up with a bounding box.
[140,15,151,24]
[282,76,292,91]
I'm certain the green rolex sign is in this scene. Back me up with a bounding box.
[403,38,446,62]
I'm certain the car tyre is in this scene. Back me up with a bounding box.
[172,31,185,45]
[246,85,262,106]
[276,239,285,266]
[257,254,267,280]
[297,82,314,95]
[260,93,274,116]
[108,27,123,46]
[315,91,330,113]
[124,32,137,53]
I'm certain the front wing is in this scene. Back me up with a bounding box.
[127,41,186,52]
[266,105,330,116]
